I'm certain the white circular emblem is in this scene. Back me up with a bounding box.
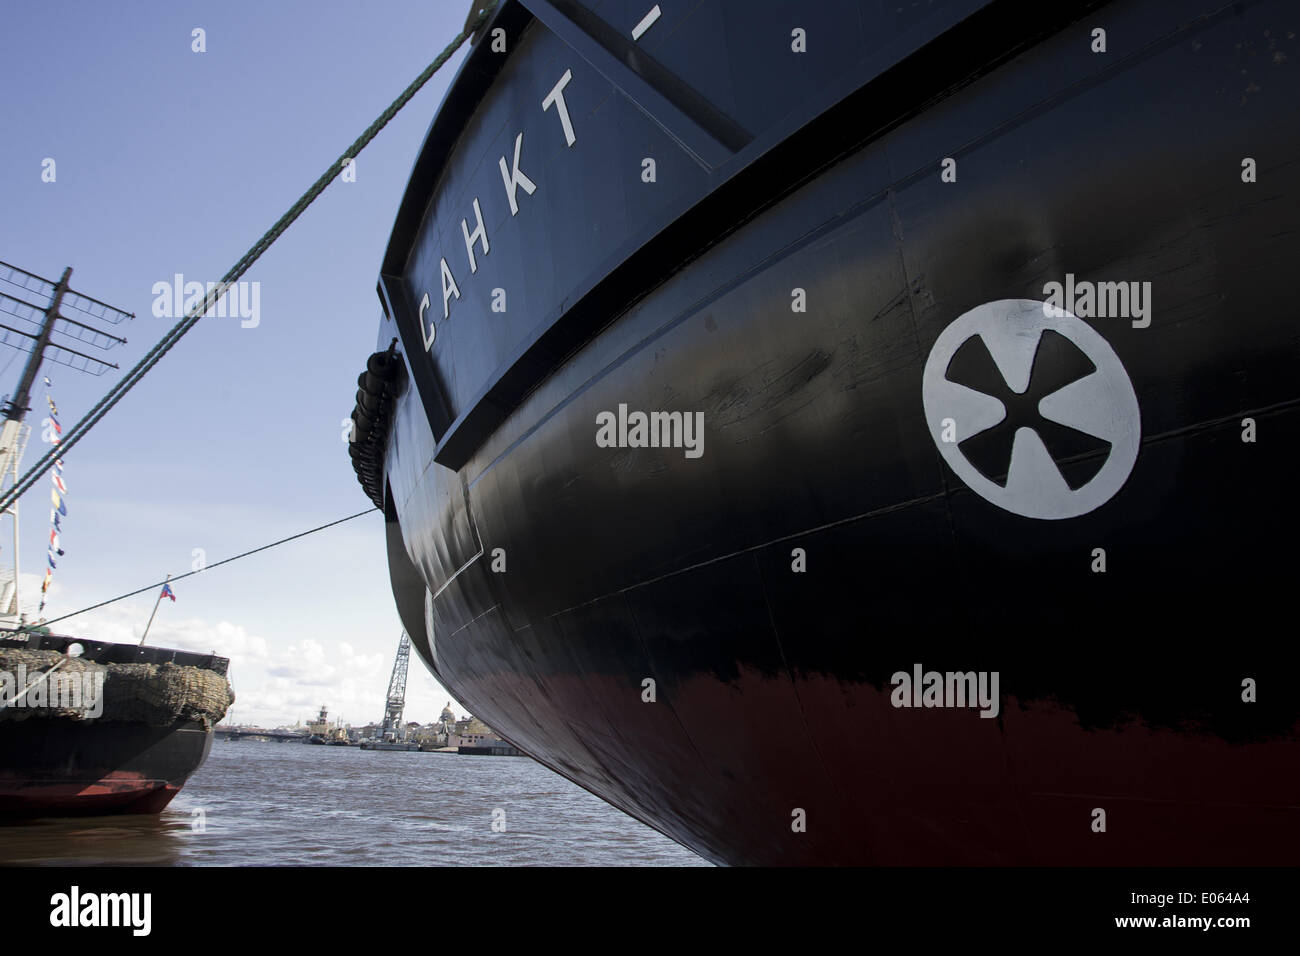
[922,299,1140,520]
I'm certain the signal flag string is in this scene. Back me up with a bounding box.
[39,376,67,613]
[22,506,379,631]
[0,2,498,515]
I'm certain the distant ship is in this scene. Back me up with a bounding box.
[305,705,352,745]
[0,295,231,816]
[360,738,419,750]
[0,632,231,815]
[348,0,1300,863]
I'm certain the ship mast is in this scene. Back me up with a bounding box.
[0,418,29,622]
[0,268,69,623]
[0,262,131,628]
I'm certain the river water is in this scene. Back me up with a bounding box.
[0,739,708,866]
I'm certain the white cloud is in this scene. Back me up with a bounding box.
[31,599,419,728]
[23,576,466,731]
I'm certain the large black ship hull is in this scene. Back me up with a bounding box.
[356,0,1300,864]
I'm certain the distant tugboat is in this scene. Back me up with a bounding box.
[306,705,330,744]
[305,705,350,745]
[359,738,418,751]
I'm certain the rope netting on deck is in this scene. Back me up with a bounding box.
[0,648,233,727]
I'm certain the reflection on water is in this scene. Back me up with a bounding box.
[0,814,189,866]
[0,740,709,866]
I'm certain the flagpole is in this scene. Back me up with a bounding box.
[139,574,170,646]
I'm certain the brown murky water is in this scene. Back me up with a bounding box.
[0,739,708,866]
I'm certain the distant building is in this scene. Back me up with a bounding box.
[451,716,500,749]
[411,701,461,748]
[411,723,442,746]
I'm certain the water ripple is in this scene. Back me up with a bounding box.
[0,741,709,866]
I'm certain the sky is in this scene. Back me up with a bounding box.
[0,0,477,728]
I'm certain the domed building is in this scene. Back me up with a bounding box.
[427,702,457,746]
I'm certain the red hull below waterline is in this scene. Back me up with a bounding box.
[0,717,214,819]
[0,774,182,816]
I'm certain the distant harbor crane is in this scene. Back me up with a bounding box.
[378,631,410,742]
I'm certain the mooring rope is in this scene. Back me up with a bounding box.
[6,506,380,631]
[0,2,497,513]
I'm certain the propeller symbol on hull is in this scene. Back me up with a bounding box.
[922,299,1141,520]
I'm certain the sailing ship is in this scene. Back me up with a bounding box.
[0,262,232,815]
